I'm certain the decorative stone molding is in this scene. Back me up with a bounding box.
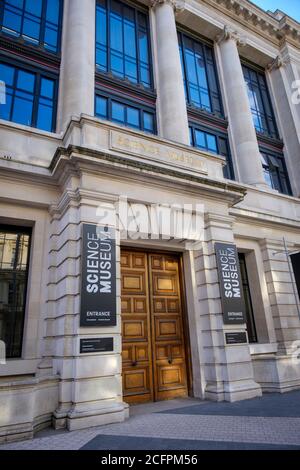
[202,0,300,49]
[216,25,247,47]
[267,55,287,72]
[150,0,185,13]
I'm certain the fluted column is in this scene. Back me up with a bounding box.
[57,0,96,132]
[150,0,190,145]
[267,50,300,197]
[216,27,267,188]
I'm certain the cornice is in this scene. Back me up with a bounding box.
[196,0,300,49]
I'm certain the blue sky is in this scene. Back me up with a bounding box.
[251,0,300,22]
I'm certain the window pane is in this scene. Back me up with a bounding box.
[195,130,206,148]
[127,106,139,128]
[40,78,54,99]
[112,101,125,123]
[16,70,35,93]
[95,96,107,118]
[0,62,56,131]
[179,33,221,114]
[143,112,154,132]
[206,134,217,153]
[96,0,152,87]
[243,65,278,139]
[0,230,30,358]
[46,0,59,25]
[37,101,53,131]
[1,0,61,52]
[0,63,15,87]
[12,91,34,126]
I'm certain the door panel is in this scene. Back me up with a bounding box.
[149,254,188,401]
[121,250,188,403]
[121,251,153,403]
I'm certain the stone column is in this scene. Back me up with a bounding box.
[57,0,96,132]
[267,48,300,197]
[216,27,267,188]
[150,0,190,145]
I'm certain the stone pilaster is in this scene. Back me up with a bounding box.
[57,0,96,132]
[150,0,190,145]
[215,26,268,188]
[267,47,300,197]
[196,213,262,402]
[47,162,128,431]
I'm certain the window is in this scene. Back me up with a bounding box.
[238,253,257,344]
[190,125,234,180]
[260,151,291,195]
[242,65,278,139]
[96,93,155,133]
[96,0,152,88]
[0,227,31,358]
[178,32,223,116]
[0,61,57,131]
[0,0,62,53]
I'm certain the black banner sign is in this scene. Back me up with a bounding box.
[290,252,300,301]
[80,338,114,354]
[225,332,248,345]
[215,243,246,325]
[80,224,116,327]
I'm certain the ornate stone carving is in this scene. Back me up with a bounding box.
[150,0,185,13]
[216,26,247,47]
[267,55,287,71]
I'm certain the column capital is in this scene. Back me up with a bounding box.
[267,55,287,72]
[216,25,247,47]
[150,0,185,13]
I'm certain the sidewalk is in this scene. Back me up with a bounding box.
[1,391,300,450]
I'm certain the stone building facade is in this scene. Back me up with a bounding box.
[0,0,300,442]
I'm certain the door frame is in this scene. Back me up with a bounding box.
[120,246,193,402]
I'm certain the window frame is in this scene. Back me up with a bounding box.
[238,253,258,344]
[95,0,153,89]
[0,225,32,359]
[95,89,157,134]
[259,147,292,196]
[177,28,224,118]
[0,56,59,132]
[242,62,279,140]
[189,121,235,180]
[0,0,64,54]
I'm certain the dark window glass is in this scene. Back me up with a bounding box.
[0,61,57,131]
[178,32,223,116]
[0,228,31,358]
[190,125,234,180]
[96,0,152,88]
[238,253,257,344]
[0,0,62,53]
[95,93,156,134]
[242,65,278,139]
[260,151,291,195]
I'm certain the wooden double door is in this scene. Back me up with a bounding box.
[121,250,189,404]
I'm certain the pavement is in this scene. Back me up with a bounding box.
[1,391,300,450]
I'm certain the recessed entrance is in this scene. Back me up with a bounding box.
[121,250,190,404]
